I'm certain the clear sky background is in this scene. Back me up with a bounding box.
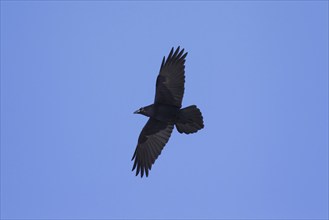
[1,1,328,219]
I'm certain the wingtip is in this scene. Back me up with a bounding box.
[160,56,165,68]
[131,150,136,161]
[182,51,188,59]
[174,46,181,54]
[176,46,185,52]
[141,166,144,177]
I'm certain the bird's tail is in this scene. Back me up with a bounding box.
[176,105,204,134]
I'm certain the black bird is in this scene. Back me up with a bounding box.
[132,47,204,177]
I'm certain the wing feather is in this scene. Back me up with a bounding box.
[132,118,174,177]
[155,47,187,108]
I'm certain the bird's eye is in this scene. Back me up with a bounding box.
[140,108,143,111]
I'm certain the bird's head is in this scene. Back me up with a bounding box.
[134,105,153,117]
[134,107,145,115]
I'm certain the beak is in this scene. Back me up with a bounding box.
[133,110,140,114]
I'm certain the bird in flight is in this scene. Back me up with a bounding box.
[132,47,204,177]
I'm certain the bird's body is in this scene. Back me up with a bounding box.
[132,47,204,177]
[135,104,179,123]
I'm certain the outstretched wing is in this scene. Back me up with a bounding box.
[155,47,187,108]
[132,118,174,177]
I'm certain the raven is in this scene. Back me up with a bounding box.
[132,47,204,177]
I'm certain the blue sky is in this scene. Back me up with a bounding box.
[1,1,328,219]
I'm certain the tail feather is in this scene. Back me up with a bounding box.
[176,105,204,134]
